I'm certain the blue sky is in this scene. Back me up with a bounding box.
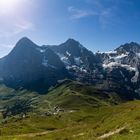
[0,0,140,57]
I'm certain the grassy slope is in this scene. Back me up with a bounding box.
[0,81,140,139]
[45,80,122,108]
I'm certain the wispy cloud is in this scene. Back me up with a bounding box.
[14,20,34,35]
[98,7,115,28]
[68,0,127,27]
[0,20,34,38]
[68,6,97,19]
[68,5,114,27]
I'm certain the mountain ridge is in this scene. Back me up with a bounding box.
[0,37,140,98]
[1,37,140,139]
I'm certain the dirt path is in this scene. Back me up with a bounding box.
[4,125,85,138]
[15,130,55,137]
[4,128,64,138]
[1,125,127,139]
[98,126,126,139]
[5,130,55,138]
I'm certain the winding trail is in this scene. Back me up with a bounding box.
[13,130,54,137]
[3,125,85,138]
[3,129,63,138]
[1,124,127,139]
[98,126,127,139]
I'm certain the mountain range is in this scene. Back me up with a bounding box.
[0,37,140,100]
[1,37,140,139]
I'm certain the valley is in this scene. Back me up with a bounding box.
[0,0,139,139]
[0,38,140,139]
[0,80,140,139]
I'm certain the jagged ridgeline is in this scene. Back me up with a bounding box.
[1,38,140,139]
[0,37,140,100]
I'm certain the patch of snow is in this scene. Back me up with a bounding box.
[103,62,117,68]
[66,65,87,73]
[103,62,136,71]
[96,50,117,55]
[66,51,71,56]
[80,68,87,73]
[104,50,117,54]
[71,65,78,69]
[66,65,78,70]
[131,70,139,83]
[114,53,128,59]
[57,53,70,65]
[36,47,46,53]
[74,57,81,65]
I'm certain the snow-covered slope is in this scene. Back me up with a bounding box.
[96,42,140,85]
[48,38,103,83]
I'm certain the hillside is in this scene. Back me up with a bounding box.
[0,81,139,139]
[0,80,121,118]
[1,38,140,139]
[0,85,140,139]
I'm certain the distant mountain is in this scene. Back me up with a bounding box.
[49,38,100,68]
[0,37,68,93]
[0,37,140,98]
[115,42,140,54]
[1,38,140,140]
[97,42,140,96]
[48,39,102,83]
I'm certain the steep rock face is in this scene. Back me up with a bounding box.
[49,39,103,83]
[50,39,98,67]
[115,42,140,54]
[0,37,68,93]
[96,42,140,95]
[1,37,140,98]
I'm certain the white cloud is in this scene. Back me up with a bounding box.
[68,6,97,19]
[0,20,34,38]
[68,0,123,27]
[14,20,34,35]
[68,6,113,26]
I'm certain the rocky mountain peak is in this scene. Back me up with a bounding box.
[65,38,82,47]
[1,37,140,95]
[115,42,140,54]
[58,38,84,56]
[16,37,36,48]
